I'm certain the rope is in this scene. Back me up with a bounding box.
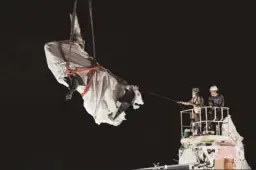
[147,91,185,109]
[148,92,178,102]
[66,0,78,70]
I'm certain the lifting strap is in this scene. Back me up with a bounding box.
[66,0,98,97]
[78,0,97,96]
[66,66,102,96]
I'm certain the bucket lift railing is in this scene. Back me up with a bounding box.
[180,106,229,137]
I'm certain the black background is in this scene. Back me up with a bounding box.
[2,0,255,169]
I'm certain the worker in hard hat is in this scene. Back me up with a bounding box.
[177,88,204,135]
[208,86,224,107]
[178,88,205,118]
[207,85,225,135]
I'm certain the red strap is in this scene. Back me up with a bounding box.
[81,74,94,96]
[66,66,101,74]
[66,66,102,96]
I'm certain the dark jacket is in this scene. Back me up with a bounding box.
[208,94,224,107]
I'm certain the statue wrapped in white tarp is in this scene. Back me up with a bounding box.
[44,13,144,126]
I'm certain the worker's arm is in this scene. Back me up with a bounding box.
[177,101,191,105]
[177,99,194,106]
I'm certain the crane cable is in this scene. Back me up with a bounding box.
[82,0,98,95]
[88,0,96,66]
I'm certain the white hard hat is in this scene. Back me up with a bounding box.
[210,85,218,91]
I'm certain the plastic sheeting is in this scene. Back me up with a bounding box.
[179,147,197,165]
[44,14,144,126]
[222,115,244,144]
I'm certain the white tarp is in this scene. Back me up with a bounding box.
[222,115,243,143]
[44,14,144,126]
[179,147,197,165]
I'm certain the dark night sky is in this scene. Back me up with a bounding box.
[2,0,255,169]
